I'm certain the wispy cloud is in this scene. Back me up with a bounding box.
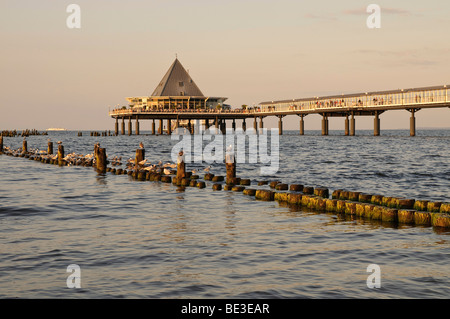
[344,7,412,16]
[351,48,450,67]
[304,13,338,21]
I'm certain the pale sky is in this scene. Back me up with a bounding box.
[1,0,449,131]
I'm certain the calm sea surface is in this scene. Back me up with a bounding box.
[0,129,449,299]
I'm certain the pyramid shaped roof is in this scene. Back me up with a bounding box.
[151,59,204,97]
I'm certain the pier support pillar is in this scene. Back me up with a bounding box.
[115,118,119,136]
[321,115,328,136]
[152,119,156,135]
[215,117,219,132]
[205,119,210,130]
[221,120,226,135]
[128,117,132,136]
[278,116,283,135]
[299,115,304,135]
[374,112,380,136]
[187,119,192,134]
[409,109,417,137]
[135,117,140,135]
[121,118,125,135]
[259,117,264,133]
[253,117,257,131]
[232,119,236,132]
[242,119,246,132]
[345,115,349,136]
[167,119,172,135]
[350,113,355,136]
[159,119,163,135]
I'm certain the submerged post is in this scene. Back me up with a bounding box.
[0,136,3,154]
[97,148,107,173]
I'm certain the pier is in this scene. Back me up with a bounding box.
[109,58,449,137]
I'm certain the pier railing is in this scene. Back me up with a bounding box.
[110,85,449,117]
[259,85,449,113]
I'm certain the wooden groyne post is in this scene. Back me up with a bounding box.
[97,148,107,173]
[176,151,186,182]
[225,145,236,185]
[0,136,3,154]
[57,144,64,166]
[22,139,28,154]
[136,147,145,170]
[48,141,53,155]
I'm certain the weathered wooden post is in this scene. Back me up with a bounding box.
[225,145,236,185]
[94,143,100,164]
[22,139,28,153]
[0,136,3,154]
[97,148,107,173]
[48,141,53,155]
[57,144,64,166]
[176,151,186,183]
[136,147,145,170]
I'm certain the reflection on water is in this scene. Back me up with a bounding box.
[0,129,449,298]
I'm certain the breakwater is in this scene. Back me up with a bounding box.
[1,138,449,230]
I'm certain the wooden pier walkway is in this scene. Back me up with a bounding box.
[109,84,450,136]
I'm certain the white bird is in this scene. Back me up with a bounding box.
[164,168,171,175]
[204,165,211,172]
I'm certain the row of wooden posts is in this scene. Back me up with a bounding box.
[1,137,449,229]
[1,129,47,137]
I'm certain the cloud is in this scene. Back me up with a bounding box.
[304,13,338,21]
[344,7,412,16]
